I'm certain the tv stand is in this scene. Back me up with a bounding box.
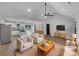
[54,31,66,39]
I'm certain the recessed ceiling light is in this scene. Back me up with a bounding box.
[62,9,65,11]
[27,8,31,12]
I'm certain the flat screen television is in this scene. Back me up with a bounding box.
[56,25,65,31]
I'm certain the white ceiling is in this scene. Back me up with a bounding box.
[51,2,79,18]
[0,2,56,21]
[0,2,79,21]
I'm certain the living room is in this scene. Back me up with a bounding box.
[0,2,78,56]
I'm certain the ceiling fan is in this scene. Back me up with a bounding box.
[44,3,53,16]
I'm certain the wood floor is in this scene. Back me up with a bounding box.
[0,36,65,56]
[15,43,64,56]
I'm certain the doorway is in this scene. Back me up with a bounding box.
[46,24,50,35]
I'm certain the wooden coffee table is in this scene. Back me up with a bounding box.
[37,40,55,55]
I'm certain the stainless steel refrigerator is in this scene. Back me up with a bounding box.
[0,24,11,44]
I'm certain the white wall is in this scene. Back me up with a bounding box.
[45,13,75,39]
[75,14,79,55]
[76,17,79,42]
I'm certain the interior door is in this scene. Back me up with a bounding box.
[46,24,50,35]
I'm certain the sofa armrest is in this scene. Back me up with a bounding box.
[27,37,33,43]
[16,37,24,51]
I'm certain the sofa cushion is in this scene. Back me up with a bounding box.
[23,42,32,47]
[71,41,76,46]
[66,40,71,46]
[20,35,27,42]
[32,33,39,37]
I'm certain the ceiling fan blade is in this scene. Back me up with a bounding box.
[47,14,53,16]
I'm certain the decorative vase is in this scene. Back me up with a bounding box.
[48,39,51,44]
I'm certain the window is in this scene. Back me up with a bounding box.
[25,25,31,31]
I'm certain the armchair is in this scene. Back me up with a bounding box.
[16,35,33,52]
[32,33,44,43]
